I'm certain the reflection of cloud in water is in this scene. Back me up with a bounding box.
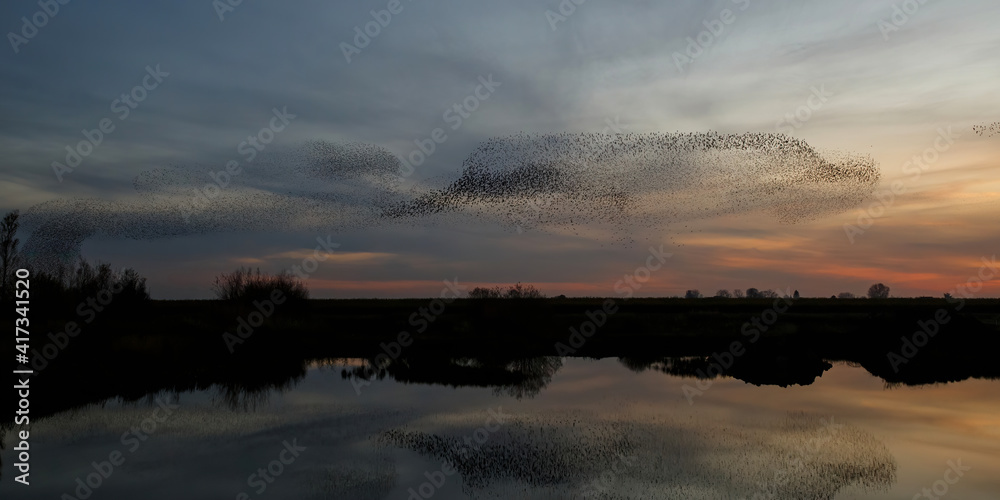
[25,402,412,498]
[303,449,396,500]
[378,410,896,499]
[31,399,409,445]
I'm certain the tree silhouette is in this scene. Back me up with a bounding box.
[685,289,702,299]
[745,288,761,298]
[468,283,544,299]
[468,286,502,299]
[212,266,308,303]
[867,283,890,299]
[733,289,745,298]
[0,210,20,297]
[715,289,732,298]
[838,292,856,299]
[504,282,545,299]
[793,290,800,299]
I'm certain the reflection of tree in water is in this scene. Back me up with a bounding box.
[481,357,563,399]
[620,352,832,387]
[0,423,5,480]
[211,360,308,411]
[212,378,295,412]
[619,356,713,378]
[340,355,563,399]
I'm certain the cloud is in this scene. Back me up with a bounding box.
[18,133,879,270]
[263,250,395,263]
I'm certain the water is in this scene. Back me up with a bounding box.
[3,358,998,499]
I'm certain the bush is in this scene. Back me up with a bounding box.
[468,283,545,299]
[212,267,309,304]
[24,258,150,315]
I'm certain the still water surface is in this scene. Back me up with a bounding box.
[3,358,998,499]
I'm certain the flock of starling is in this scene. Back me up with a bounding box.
[973,121,999,137]
[19,132,880,267]
[387,131,879,239]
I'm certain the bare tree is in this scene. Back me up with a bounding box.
[733,289,745,298]
[715,289,732,298]
[685,289,702,299]
[504,282,545,299]
[867,283,890,299]
[468,283,545,299]
[1,210,20,295]
[468,286,503,299]
[212,266,309,303]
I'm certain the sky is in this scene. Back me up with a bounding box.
[1,0,998,299]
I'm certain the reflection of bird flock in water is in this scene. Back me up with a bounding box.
[19,132,879,267]
[365,410,896,499]
[973,121,999,137]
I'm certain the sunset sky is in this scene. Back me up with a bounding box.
[1,0,998,298]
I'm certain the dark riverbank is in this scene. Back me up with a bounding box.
[23,296,1000,346]
[5,297,999,427]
